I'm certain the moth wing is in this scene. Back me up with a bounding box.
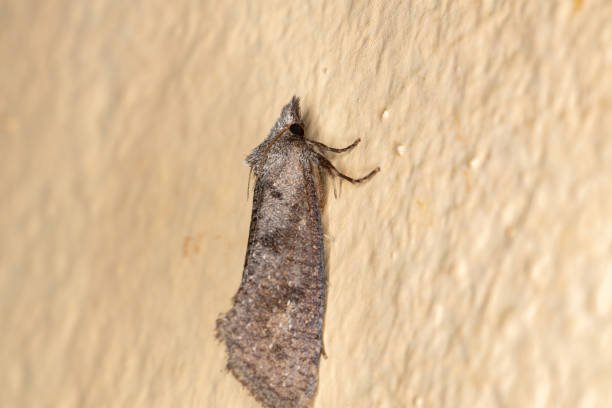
[217,156,325,408]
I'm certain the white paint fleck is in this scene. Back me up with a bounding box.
[396,144,407,156]
[469,156,482,169]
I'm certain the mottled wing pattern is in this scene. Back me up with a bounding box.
[216,143,325,408]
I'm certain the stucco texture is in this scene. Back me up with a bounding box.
[1,1,611,407]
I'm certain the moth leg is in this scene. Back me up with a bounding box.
[316,154,380,183]
[306,138,361,153]
[246,167,253,200]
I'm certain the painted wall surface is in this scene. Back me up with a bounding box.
[1,1,610,407]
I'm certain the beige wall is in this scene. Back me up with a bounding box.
[1,1,611,407]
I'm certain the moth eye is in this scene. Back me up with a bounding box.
[289,123,304,136]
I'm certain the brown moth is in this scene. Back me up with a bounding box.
[216,96,378,408]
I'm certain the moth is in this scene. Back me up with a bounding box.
[216,96,378,408]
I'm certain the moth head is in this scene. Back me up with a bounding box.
[245,96,305,169]
[280,96,304,137]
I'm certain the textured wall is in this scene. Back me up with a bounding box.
[1,1,611,407]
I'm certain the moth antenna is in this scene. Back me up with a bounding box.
[262,126,290,161]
